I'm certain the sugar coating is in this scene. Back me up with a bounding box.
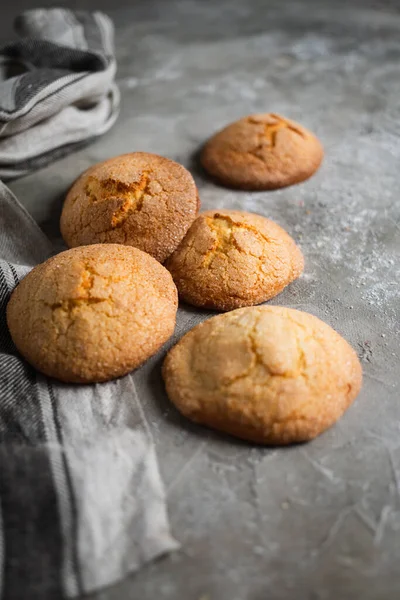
[165,209,304,311]
[60,152,200,263]
[163,306,362,445]
[7,244,178,383]
[201,113,323,190]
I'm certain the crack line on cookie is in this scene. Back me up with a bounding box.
[110,171,152,228]
[82,172,164,230]
[248,114,306,160]
[202,214,273,269]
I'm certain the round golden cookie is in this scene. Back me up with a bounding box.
[60,152,200,263]
[163,306,362,445]
[165,209,304,311]
[7,244,178,383]
[201,113,323,190]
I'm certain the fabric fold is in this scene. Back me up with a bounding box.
[0,9,120,180]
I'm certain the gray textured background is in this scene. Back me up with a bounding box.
[2,0,400,598]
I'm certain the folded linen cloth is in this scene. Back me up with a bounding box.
[0,180,179,598]
[0,8,120,180]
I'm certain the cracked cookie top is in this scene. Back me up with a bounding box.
[201,113,323,190]
[165,209,304,311]
[7,244,178,383]
[60,152,200,263]
[162,306,362,445]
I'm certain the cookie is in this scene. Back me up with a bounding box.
[7,244,178,383]
[201,113,323,190]
[165,209,304,311]
[60,152,200,263]
[163,306,362,445]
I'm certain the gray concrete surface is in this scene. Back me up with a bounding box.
[2,0,400,598]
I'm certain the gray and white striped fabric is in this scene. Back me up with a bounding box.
[0,180,179,598]
[0,9,120,180]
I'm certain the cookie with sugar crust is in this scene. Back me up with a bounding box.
[7,244,178,383]
[201,113,323,190]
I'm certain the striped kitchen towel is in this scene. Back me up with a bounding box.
[0,9,120,180]
[0,180,179,597]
